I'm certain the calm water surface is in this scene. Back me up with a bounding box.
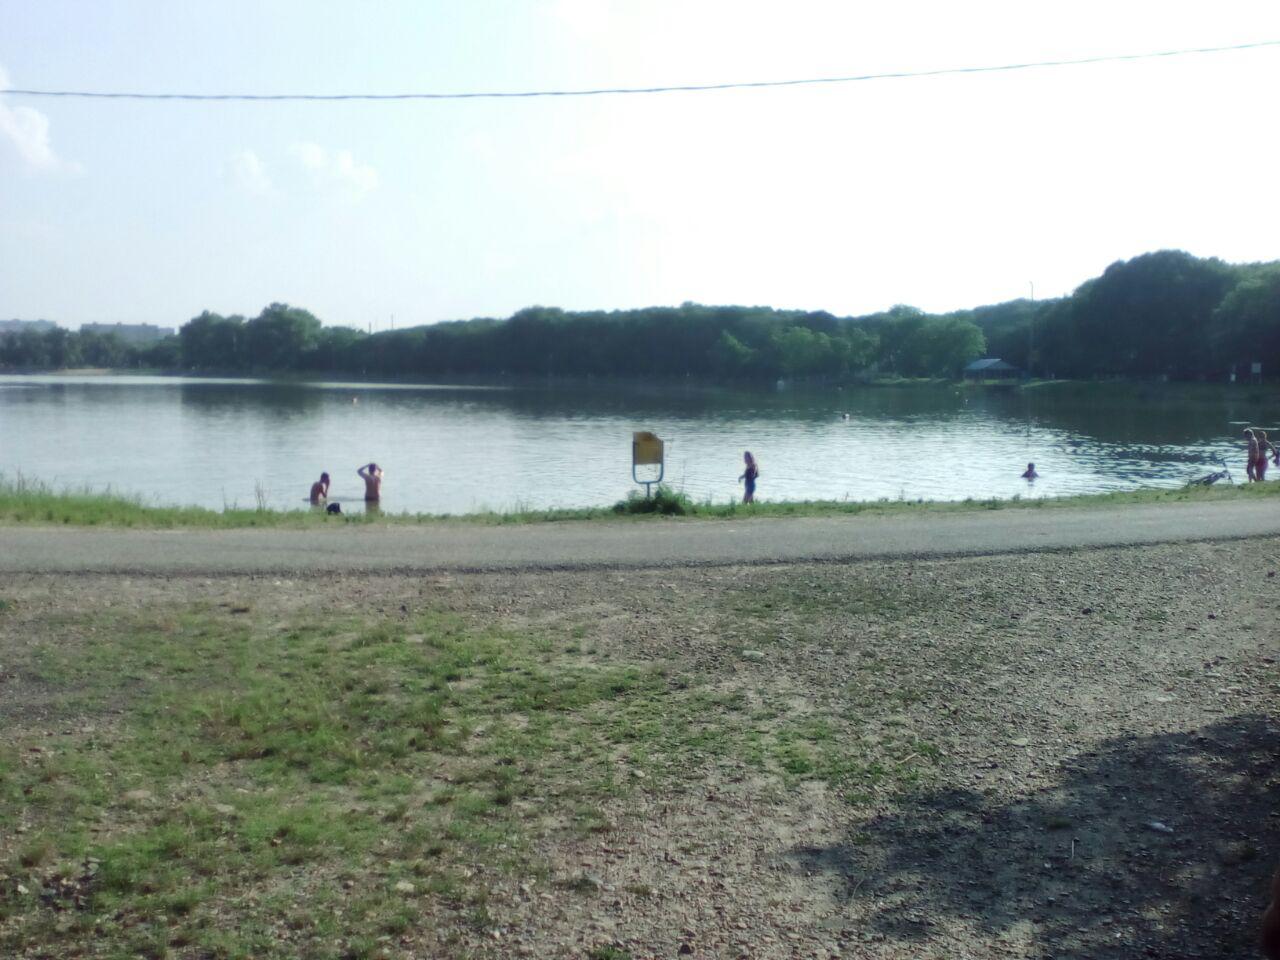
[2,375,1276,515]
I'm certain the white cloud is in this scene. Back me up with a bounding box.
[227,149,272,194]
[0,64,79,173]
[289,142,378,196]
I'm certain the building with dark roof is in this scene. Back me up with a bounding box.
[963,357,1022,380]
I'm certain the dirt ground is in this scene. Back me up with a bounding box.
[2,536,1279,959]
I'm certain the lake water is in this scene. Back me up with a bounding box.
[1,374,1275,515]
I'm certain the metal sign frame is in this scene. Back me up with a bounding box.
[632,431,665,498]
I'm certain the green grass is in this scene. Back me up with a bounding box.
[2,592,926,958]
[3,471,1279,530]
[1,607,669,956]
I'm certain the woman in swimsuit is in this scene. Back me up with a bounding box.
[1258,430,1277,481]
[739,451,759,504]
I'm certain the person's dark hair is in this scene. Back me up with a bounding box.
[320,472,330,483]
[369,462,379,472]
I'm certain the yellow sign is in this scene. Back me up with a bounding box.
[632,431,664,466]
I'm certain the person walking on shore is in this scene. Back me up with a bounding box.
[1245,429,1260,482]
[739,451,759,504]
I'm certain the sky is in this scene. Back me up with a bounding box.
[2,1,1280,331]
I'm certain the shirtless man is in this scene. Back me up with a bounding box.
[309,472,330,505]
[357,462,383,502]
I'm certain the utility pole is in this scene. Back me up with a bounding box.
[1028,281,1035,378]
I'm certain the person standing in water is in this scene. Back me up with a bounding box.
[309,471,330,505]
[357,462,383,502]
[1258,430,1278,481]
[1021,462,1039,480]
[1245,429,1260,482]
[739,451,759,504]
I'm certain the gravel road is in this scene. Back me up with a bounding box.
[2,498,1278,574]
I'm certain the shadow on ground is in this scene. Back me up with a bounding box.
[788,715,1279,958]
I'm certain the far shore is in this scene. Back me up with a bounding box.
[46,366,114,376]
[6,366,1280,396]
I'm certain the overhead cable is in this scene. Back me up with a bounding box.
[1,39,1277,103]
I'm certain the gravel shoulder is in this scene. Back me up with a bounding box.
[2,536,1278,958]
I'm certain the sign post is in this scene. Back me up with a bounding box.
[632,431,665,499]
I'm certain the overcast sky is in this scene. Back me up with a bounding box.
[2,1,1279,330]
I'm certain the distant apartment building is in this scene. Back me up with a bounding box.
[0,319,57,337]
[80,322,176,344]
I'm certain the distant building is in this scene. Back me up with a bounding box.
[80,322,176,344]
[963,357,1022,380]
[0,319,56,338]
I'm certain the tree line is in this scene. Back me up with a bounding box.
[4,249,1278,381]
[0,302,984,381]
[958,250,1280,380]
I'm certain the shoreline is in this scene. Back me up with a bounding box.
[2,475,1279,530]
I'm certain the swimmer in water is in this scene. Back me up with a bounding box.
[1021,462,1039,480]
[358,462,383,502]
[309,471,330,505]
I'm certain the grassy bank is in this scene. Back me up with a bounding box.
[2,472,1279,530]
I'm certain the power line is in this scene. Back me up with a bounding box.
[2,39,1277,103]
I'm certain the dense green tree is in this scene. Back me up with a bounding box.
[179,312,244,370]
[1068,251,1234,378]
[77,330,128,368]
[708,330,756,376]
[1213,264,1280,377]
[243,303,322,370]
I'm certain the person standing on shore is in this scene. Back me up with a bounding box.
[358,462,383,502]
[739,451,759,504]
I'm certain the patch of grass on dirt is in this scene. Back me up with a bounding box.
[1,605,676,956]
[0,563,966,957]
[3,589,909,958]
